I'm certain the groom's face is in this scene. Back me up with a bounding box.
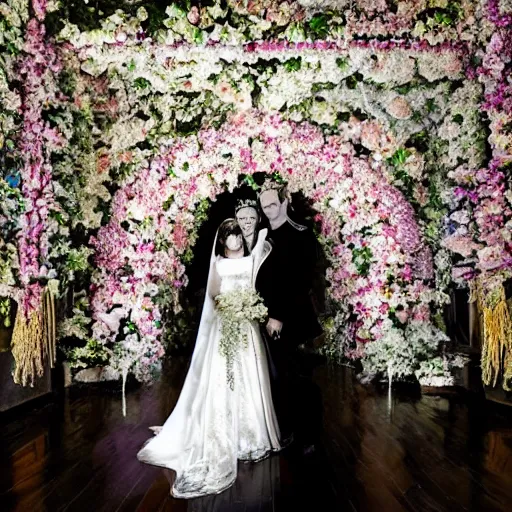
[259,190,284,222]
[235,207,258,238]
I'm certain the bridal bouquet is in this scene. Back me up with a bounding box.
[215,288,268,390]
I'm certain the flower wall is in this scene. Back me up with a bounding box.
[1,0,511,387]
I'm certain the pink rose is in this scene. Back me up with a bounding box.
[187,6,200,25]
[386,97,412,120]
[395,310,408,324]
[360,122,382,151]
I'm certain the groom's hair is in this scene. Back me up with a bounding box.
[215,219,242,256]
[258,179,288,204]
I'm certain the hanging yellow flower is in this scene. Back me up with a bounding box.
[477,280,512,390]
[10,287,57,387]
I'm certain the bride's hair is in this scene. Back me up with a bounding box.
[215,219,243,256]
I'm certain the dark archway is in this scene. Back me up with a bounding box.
[172,177,329,355]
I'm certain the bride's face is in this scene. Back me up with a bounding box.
[225,234,243,253]
[236,207,259,238]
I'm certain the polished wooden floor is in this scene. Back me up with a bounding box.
[1,359,512,512]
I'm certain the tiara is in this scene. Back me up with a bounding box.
[235,198,259,213]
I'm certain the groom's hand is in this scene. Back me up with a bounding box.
[266,318,283,339]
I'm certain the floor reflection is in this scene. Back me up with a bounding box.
[485,429,512,475]
[2,431,48,512]
[186,456,281,512]
[2,363,512,511]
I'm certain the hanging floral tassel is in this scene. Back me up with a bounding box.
[11,286,57,386]
[43,287,57,368]
[478,282,512,389]
[11,306,45,387]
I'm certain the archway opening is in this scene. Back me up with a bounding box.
[171,174,330,355]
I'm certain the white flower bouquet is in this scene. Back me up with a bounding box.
[215,287,268,389]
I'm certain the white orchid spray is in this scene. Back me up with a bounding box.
[215,288,268,389]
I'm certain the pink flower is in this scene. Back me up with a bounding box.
[396,310,408,324]
[187,6,200,25]
[87,109,445,375]
[412,304,431,323]
[172,223,189,253]
[360,122,382,151]
[32,0,48,21]
[97,153,111,174]
[386,97,412,120]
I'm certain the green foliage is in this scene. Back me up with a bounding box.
[308,14,330,39]
[425,97,438,114]
[0,179,24,239]
[417,1,464,30]
[283,57,301,72]
[311,82,337,93]
[452,113,464,125]
[352,246,373,276]
[432,3,463,26]
[175,115,204,136]
[390,148,411,168]
[64,338,110,370]
[58,69,77,97]
[0,297,12,328]
[336,57,349,71]
[241,174,260,191]
[133,77,151,90]
[162,194,174,211]
[144,3,169,36]
[345,73,363,90]
[194,198,211,224]
[387,148,415,199]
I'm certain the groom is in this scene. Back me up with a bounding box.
[255,180,322,450]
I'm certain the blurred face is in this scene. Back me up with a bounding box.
[235,207,259,238]
[225,233,243,252]
[259,190,285,222]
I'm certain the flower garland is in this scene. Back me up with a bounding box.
[33,14,486,383]
[52,1,488,50]
[443,0,512,389]
[88,110,442,377]
[0,1,29,327]
[1,0,505,388]
[9,0,62,385]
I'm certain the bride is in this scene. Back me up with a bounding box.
[137,219,281,499]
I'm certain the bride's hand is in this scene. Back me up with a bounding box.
[258,228,268,241]
[252,229,268,253]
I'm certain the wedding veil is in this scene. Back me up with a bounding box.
[137,220,230,465]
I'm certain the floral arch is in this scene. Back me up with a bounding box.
[87,110,443,383]
[2,0,512,390]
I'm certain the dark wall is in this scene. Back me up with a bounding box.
[0,351,52,412]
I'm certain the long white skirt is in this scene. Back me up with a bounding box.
[137,317,281,499]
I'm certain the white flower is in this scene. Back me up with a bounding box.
[137,7,148,21]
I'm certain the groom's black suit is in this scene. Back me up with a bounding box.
[256,220,321,343]
[255,219,322,445]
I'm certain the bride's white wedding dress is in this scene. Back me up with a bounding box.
[137,228,280,499]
